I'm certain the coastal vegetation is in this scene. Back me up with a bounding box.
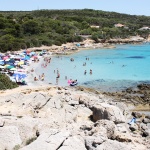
[0,73,18,90]
[0,9,150,52]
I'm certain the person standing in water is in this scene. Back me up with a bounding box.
[90,69,92,74]
[41,73,45,81]
[56,78,58,85]
[56,72,60,78]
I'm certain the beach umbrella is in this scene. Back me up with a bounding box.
[20,74,27,78]
[9,58,15,63]
[26,49,31,54]
[5,58,10,61]
[4,62,15,67]
[32,55,38,59]
[4,64,10,67]
[10,68,17,71]
[0,60,4,65]
[13,73,27,79]
[6,65,15,69]
[3,56,9,60]
[29,51,35,56]
[22,55,30,61]
[18,61,24,65]
[0,65,5,69]
[0,62,4,65]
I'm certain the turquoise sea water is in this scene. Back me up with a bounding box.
[36,43,150,92]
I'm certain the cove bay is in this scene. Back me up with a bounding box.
[37,43,150,92]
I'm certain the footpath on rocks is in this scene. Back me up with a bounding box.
[0,85,150,150]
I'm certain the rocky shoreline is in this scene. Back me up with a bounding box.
[102,83,150,109]
[0,85,150,150]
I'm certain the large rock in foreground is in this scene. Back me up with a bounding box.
[92,103,125,123]
[59,136,86,150]
[0,126,22,150]
[20,129,70,150]
[97,139,131,150]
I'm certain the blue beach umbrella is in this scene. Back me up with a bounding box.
[22,55,30,60]
[29,52,36,56]
[0,60,4,65]
[13,73,27,79]
[9,58,15,63]
[20,74,27,78]
[4,62,15,66]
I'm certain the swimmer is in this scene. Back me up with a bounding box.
[31,68,34,72]
[56,72,60,78]
[68,79,72,84]
[90,69,92,74]
[34,77,38,81]
[39,75,41,80]
[56,78,58,85]
[56,69,59,74]
[122,65,127,67]
[41,73,45,81]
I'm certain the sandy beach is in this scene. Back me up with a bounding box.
[25,57,43,86]
[25,55,51,87]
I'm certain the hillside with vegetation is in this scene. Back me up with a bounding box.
[0,9,150,52]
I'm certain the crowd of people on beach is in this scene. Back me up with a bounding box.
[1,41,132,88]
[41,57,51,68]
[1,47,123,88]
[0,49,49,85]
[33,57,51,83]
[34,73,45,81]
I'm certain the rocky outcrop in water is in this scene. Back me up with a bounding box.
[0,86,149,150]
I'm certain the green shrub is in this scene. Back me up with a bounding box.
[0,73,18,90]
[25,137,37,145]
[13,145,20,150]
[54,40,62,46]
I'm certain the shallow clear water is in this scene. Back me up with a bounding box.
[36,43,150,92]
